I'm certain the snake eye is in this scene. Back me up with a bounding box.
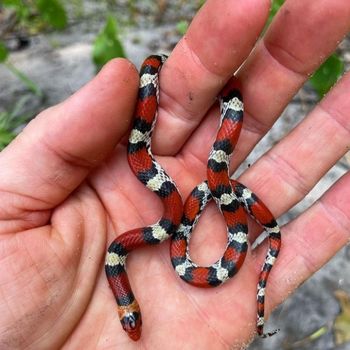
[121,312,142,340]
[122,313,138,332]
[128,316,136,329]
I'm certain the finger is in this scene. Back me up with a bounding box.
[152,0,271,155]
[241,65,350,324]
[237,0,350,168]
[241,70,350,221]
[224,72,350,326]
[0,59,139,230]
[181,0,350,170]
[255,170,350,317]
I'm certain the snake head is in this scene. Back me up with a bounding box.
[121,312,142,341]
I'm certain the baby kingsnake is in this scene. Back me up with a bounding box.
[105,55,282,341]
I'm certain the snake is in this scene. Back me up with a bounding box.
[105,54,282,341]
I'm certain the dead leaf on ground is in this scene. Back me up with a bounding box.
[333,289,350,346]
[283,326,328,349]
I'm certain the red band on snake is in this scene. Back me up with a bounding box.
[105,55,282,341]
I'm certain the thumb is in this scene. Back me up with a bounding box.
[0,58,139,232]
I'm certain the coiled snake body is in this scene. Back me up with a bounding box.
[105,55,281,341]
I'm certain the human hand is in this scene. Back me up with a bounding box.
[1,0,350,349]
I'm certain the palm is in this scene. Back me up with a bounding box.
[2,0,350,349]
[87,136,260,347]
[6,139,256,349]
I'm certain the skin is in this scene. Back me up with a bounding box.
[1,0,350,349]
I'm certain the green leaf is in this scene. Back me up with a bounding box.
[0,129,16,149]
[3,0,22,6]
[271,0,285,16]
[0,96,34,150]
[0,96,32,129]
[5,62,43,97]
[0,42,9,62]
[266,0,285,27]
[176,20,189,35]
[92,15,126,71]
[35,0,68,30]
[310,54,344,98]
[3,1,31,23]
